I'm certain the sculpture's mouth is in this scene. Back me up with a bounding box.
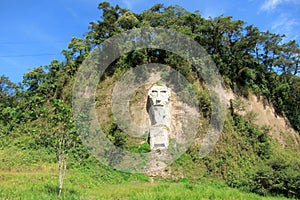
[154,143,166,148]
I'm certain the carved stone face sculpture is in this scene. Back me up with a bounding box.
[147,85,171,150]
[148,85,170,106]
[148,85,171,125]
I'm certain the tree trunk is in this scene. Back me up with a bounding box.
[58,137,68,197]
[58,154,63,197]
[58,153,68,196]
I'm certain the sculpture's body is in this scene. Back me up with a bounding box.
[148,85,171,150]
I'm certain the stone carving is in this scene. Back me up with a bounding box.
[147,85,171,150]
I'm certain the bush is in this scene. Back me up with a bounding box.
[233,115,271,159]
[250,157,300,198]
[138,142,151,153]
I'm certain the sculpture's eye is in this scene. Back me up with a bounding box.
[161,90,167,96]
[152,90,158,97]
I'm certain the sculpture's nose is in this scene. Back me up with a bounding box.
[156,93,162,104]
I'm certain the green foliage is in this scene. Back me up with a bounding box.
[124,142,151,154]
[250,156,300,198]
[196,88,211,117]
[230,95,246,114]
[138,142,151,153]
[104,122,127,148]
[0,2,300,199]
[233,115,271,159]
[0,75,17,104]
[3,1,300,134]
[244,111,258,123]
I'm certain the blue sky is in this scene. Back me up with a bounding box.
[0,0,299,83]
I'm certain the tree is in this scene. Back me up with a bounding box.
[89,2,127,44]
[277,40,300,75]
[22,67,46,92]
[0,75,17,106]
[50,99,78,196]
[0,76,18,133]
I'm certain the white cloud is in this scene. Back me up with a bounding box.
[259,0,300,41]
[261,0,283,11]
[271,14,299,41]
[260,0,300,11]
[272,16,297,31]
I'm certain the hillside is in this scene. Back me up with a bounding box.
[1,2,300,199]
[226,90,300,151]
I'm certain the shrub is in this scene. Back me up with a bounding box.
[250,157,300,198]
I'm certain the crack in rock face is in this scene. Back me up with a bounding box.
[147,85,171,150]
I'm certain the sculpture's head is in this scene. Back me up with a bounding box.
[148,85,170,106]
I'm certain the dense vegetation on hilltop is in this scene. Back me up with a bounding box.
[0,2,300,199]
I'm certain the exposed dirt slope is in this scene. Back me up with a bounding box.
[226,90,300,151]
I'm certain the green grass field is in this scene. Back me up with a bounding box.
[0,169,290,200]
[0,140,294,200]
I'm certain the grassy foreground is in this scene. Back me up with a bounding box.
[0,169,289,200]
[0,145,292,200]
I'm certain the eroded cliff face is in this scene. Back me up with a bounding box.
[96,73,300,153]
[94,68,300,176]
[226,90,300,151]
